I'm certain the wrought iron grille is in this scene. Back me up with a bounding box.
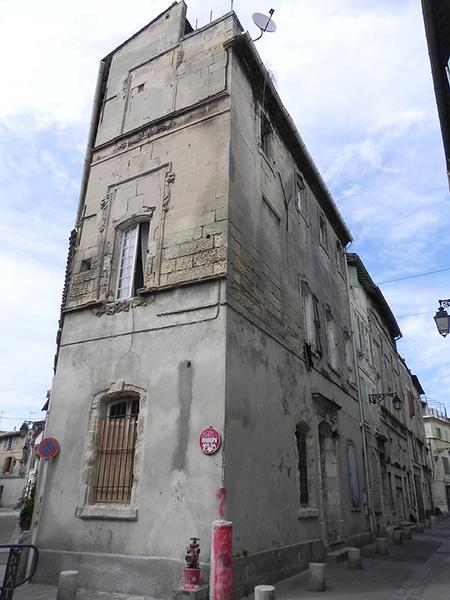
[93,415,138,503]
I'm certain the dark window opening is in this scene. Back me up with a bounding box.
[295,424,309,507]
[261,113,273,159]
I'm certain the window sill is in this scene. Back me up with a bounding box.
[75,505,138,521]
[297,508,319,519]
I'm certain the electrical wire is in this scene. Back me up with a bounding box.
[378,266,450,285]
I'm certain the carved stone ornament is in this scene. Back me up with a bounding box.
[163,171,176,211]
[99,193,111,233]
[94,297,146,317]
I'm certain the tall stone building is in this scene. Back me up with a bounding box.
[35,2,419,597]
[346,254,432,533]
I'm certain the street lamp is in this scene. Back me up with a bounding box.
[434,299,450,337]
[368,392,402,411]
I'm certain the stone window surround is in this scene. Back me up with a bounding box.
[75,380,146,521]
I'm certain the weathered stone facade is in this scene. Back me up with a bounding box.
[423,404,450,514]
[346,253,432,534]
[34,3,428,599]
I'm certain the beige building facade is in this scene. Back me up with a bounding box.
[346,253,432,535]
[423,403,450,514]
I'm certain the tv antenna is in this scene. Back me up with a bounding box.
[252,9,276,42]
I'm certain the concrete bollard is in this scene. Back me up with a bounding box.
[255,585,275,600]
[424,518,431,528]
[56,570,79,600]
[416,522,424,533]
[392,529,403,545]
[430,515,437,527]
[347,547,362,569]
[403,528,412,540]
[309,563,326,591]
[375,537,388,555]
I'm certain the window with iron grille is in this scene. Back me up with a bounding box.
[93,397,139,504]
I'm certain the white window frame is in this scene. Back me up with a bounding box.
[115,221,149,300]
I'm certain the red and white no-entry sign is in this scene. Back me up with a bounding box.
[199,427,221,455]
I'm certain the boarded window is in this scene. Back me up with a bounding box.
[347,444,360,508]
[313,295,323,356]
[295,173,307,214]
[93,398,139,504]
[326,311,338,370]
[295,423,309,506]
[116,222,149,299]
[319,212,328,250]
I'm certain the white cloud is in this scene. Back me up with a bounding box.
[1,0,449,425]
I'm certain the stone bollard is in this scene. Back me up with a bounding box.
[403,528,412,541]
[16,530,32,583]
[424,518,431,528]
[375,537,388,555]
[56,570,79,600]
[430,515,437,527]
[309,563,326,591]
[416,522,424,533]
[347,547,362,569]
[392,529,403,545]
[255,585,275,600]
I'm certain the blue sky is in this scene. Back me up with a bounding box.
[0,0,449,429]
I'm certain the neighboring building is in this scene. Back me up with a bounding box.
[0,421,45,508]
[423,402,450,514]
[421,0,450,187]
[346,254,432,534]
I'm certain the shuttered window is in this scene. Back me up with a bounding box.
[347,444,360,508]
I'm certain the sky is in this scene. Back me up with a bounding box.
[0,0,449,430]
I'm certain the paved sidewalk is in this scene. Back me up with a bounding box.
[5,520,450,599]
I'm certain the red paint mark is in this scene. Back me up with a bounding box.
[216,488,226,518]
[211,522,233,600]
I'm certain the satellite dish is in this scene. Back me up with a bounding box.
[252,9,276,41]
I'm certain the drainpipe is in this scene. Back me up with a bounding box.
[344,257,376,539]
[75,59,106,229]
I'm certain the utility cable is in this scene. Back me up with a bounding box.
[377,266,450,285]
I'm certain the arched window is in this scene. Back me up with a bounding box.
[295,423,310,507]
[93,397,139,504]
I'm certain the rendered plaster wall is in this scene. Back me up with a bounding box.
[222,50,368,586]
[35,281,227,596]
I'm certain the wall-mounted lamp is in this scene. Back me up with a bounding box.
[434,299,450,337]
[368,392,402,411]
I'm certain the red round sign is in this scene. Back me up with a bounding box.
[199,427,221,455]
[37,437,60,460]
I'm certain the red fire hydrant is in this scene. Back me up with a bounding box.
[184,537,201,590]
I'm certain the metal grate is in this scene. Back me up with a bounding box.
[93,415,138,503]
